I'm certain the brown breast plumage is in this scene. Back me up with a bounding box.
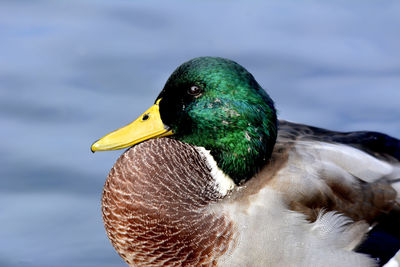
[101,138,235,267]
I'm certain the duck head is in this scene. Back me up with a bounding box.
[92,57,277,184]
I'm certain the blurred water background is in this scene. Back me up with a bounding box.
[1,0,400,266]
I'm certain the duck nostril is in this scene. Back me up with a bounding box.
[142,114,150,121]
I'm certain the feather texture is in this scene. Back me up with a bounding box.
[102,120,400,266]
[95,57,400,266]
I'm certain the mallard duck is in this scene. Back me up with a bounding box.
[92,57,400,267]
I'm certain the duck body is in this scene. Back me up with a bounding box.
[93,57,400,266]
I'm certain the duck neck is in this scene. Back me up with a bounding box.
[178,107,277,185]
[212,127,277,185]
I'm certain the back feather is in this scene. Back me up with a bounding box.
[277,120,400,266]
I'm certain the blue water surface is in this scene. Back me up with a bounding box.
[1,0,400,266]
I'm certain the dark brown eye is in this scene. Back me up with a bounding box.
[188,85,202,96]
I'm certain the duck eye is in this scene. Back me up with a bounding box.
[188,85,202,96]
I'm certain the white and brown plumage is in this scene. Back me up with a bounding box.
[102,138,235,266]
[93,57,400,266]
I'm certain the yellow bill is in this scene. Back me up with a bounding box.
[91,99,173,152]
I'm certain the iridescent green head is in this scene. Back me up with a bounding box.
[157,57,277,184]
